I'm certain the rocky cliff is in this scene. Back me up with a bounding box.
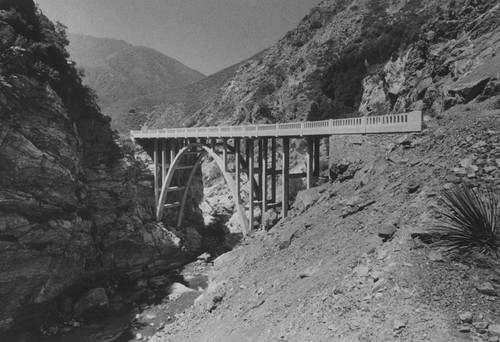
[157,0,499,127]
[0,0,202,332]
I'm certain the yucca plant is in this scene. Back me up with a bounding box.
[489,97,500,110]
[431,186,500,257]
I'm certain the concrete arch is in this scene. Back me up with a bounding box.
[157,143,249,235]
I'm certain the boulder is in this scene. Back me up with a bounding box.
[263,209,279,229]
[168,283,194,300]
[329,158,360,182]
[476,282,497,296]
[459,312,473,323]
[74,288,109,319]
[378,224,397,241]
[447,77,491,103]
[489,324,500,336]
[478,78,500,100]
[292,188,321,212]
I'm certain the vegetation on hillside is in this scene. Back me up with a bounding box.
[321,0,429,117]
[431,186,500,257]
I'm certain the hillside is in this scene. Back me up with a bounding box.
[0,1,205,335]
[169,0,500,127]
[67,33,206,132]
[137,51,266,130]
[141,0,500,341]
[153,100,500,342]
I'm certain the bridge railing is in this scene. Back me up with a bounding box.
[130,111,421,139]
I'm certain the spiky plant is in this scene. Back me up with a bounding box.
[431,186,500,257]
[489,97,500,110]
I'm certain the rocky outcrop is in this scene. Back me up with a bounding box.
[356,0,500,117]
[0,0,199,331]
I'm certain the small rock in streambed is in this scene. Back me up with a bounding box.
[74,287,109,319]
[197,252,211,262]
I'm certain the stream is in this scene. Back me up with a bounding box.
[5,260,212,342]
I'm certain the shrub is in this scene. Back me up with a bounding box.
[430,186,500,257]
[291,38,305,48]
[310,20,322,30]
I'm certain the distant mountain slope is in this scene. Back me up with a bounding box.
[67,33,206,132]
[136,51,265,130]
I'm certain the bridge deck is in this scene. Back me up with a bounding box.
[130,111,422,139]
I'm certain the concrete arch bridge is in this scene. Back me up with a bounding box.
[131,111,422,236]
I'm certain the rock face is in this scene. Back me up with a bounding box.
[0,0,197,331]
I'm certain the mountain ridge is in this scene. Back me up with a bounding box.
[67,33,206,132]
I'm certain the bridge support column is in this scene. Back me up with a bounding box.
[248,138,255,231]
[271,137,277,204]
[282,137,290,218]
[170,140,178,185]
[261,138,268,227]
[161,140,167,186]
[258,139,263,197]
[307,138,314,189]
[235,138,241,205]
[154,139,159,209]
[222,138,228,172]
[314,137,321,178]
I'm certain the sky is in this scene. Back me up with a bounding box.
[35,0,322,75]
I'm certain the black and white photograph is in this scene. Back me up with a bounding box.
[0,0,499,341]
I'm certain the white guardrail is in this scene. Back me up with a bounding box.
[130,111,422,139]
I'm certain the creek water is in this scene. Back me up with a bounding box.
[5,261,211,342]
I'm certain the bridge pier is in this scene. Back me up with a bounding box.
[314,137,321,178]
[282,137,290,218]
[261,138,268,223]
[307,138,314,189]
[235,138,241,205]
[271,137,277,204]
[146,135,322,234]
[154,140,159,207]
[248,138,255,230]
